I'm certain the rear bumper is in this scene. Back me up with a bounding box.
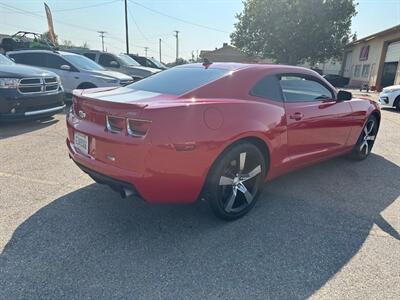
[66,136,202,204]
[74,160,140,197]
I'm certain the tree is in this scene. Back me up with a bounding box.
[231,0,357,65]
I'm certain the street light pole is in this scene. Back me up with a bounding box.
[124,0,129,54]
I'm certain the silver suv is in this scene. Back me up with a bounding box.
[72,50,160,80]
[7,50,134,98]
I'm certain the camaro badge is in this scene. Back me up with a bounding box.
[78,110,86,119]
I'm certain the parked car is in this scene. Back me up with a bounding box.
[70,50,160,80]
[127,54,167,70]
[7,50,133,99]
[379,84,400,111]
[0,53,64,121]
[323,74,350,87]
[67,63,380,220]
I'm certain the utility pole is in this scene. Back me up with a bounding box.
[98,31,106,52]
[124,0,129,54]
[174,30,179,63]
[159,38,162,62]
[144,47,149,58]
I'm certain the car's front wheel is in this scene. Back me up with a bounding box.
[350,115,378,160]
[204,142,266,220]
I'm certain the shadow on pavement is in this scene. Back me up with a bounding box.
[0,154,399,298]
[0,116,59,140]
[381,107,399,114]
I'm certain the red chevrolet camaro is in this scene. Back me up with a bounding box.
[66,63,380,220]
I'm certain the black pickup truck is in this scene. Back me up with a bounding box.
[0,53,65,121]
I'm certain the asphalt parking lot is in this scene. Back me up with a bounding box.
[0,100,399,299]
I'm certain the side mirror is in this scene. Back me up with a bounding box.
[337,90,352,101]
[60,64,71,71]
[110,61,119,67]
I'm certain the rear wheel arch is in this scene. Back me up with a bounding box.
[204,135,271,187]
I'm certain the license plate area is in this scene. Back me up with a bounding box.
[74,132,89,155]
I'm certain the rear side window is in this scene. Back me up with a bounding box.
[127,67,230,95]
[250,75,283,102]
[10,52,45,67]
[83,53,96,61]
[99,54,117,67]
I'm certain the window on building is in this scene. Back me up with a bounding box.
[361,64,370,78]
[354,65,361,78]
[359,45,370,61]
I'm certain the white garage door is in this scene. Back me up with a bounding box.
[385,41,400,62]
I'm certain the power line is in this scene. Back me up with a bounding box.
[129,0,229,34]
[32,0,120,13]
[0,2,126,42]
[127,6,149,42]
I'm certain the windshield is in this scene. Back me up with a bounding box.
[127,67,229,95]
[148,58,166,69]
[0,54,15,65]
[117,54,140,66]
[63,54,105,71]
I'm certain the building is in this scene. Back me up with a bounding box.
[299,58,342,75]
[341,25,400,90]
[200,43,259,63]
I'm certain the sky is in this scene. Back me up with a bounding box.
[0,0,399,63]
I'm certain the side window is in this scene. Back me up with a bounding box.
[83,53,96,61]
[250,75,283,102]
[44,54,69,69]
[10,53,45,67]
[134,56,145,65]
[99,54,118,67]
[279,75,334,102]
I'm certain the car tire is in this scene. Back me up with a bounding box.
[349,115,378,160]
[394,96,400,111]
[204,142,266,220]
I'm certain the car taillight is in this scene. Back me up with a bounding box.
[106,115,125,133]
[127,119,151,137]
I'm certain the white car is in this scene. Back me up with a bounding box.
[7,50,134,99]
[379,85,400,111]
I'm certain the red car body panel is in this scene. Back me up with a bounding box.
[66,63,380,203]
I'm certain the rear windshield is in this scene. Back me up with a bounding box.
[127,67,229,95]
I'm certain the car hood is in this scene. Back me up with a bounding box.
[0,64,57,78]
[86,70,133,80]
[382,85,400,92]
[125,65,161,74]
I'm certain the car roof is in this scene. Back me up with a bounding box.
[7,49,77,57]
[176,62,315,73]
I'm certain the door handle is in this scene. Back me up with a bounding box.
[289,112,304,121]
